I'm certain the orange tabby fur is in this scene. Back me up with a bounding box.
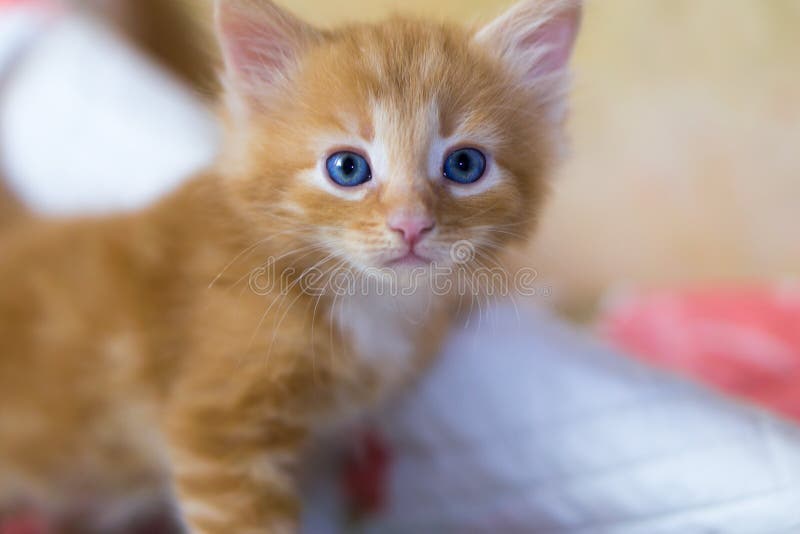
[0,1,580,531]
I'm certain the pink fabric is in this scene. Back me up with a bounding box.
[600,286,800,422]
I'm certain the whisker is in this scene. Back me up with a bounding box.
[246,250,340,357]
[208,234,287,289]
[310,259,349,381]
[227,241,332,292]
[264,254,343,367]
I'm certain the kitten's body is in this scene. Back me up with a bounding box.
[0,176,445,527]
[0,1,580,532]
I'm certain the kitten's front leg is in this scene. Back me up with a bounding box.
[167,407,307,534]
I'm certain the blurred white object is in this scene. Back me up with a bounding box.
[361,305,800,533]
[0,10,218,215]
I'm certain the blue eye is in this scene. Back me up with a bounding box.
[326,151,372,187]
[443,148,486,184]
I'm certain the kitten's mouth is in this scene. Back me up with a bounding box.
[385,252,431,268]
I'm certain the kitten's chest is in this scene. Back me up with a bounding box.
[334,293,441,381]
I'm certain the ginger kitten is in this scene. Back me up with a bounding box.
[0,0,581,532]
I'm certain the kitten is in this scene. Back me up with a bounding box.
[0,0,580,532]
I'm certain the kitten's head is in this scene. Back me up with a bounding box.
[215,0,580,277]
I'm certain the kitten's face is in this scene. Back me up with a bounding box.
[217,0,580,276]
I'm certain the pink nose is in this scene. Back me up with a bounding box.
[388,213,435,246]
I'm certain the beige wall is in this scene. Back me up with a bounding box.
[275,0,508,24]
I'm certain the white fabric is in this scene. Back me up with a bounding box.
[362,305,800,533]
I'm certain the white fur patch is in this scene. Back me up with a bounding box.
[334,290,433,378]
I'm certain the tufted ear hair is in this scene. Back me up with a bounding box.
[215,0,319,103]
[476,0,582,123]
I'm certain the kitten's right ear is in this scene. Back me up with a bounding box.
[476,0,581,124]
[215,0,318,98]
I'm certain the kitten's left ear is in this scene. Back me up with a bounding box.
[215,0,319,101]
[476,0,582,117]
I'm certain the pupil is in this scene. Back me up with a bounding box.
[341,156,356,175]
[457,153,471,171]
